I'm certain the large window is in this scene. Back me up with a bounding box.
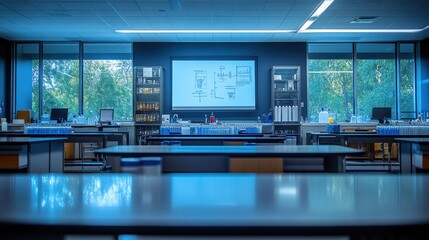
[42,43,79,120]
[83,43,133,121]
[308,44,353,122]
[356,43,396,120]
[399,43,416,119]
[308,43,416,122]
[14,42,133,122]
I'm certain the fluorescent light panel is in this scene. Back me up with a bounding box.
[115,29,295,34]
[299,0,334,31]
[312,0,334,17]
[301,29,422,33]
[116,28,425,34]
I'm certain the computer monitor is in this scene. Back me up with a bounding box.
[99,108,114,124]
[371,107,391,123]
[50,108,68,123]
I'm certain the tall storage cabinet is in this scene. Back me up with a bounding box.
[134,66,163,144]
[271,66,301,144]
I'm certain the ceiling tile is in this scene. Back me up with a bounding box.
[0,0,428,42]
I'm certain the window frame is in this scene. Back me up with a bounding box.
[307,42,417,122]
[13,42,133,122]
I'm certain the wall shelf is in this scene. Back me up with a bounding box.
[134,66,163,144]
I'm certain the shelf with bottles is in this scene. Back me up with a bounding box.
[135,114,160,124]
[135,67,161,85]
[273,105,300,123]
[136,102,160,112]
[134,66,163,144]
[273,80,298,92]
[136,86,160,95]
[135,78,160,86]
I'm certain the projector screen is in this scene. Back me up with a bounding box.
[172,58,256,110]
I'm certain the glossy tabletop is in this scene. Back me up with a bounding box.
[94,144,364,157]
[146,135,287,142]
[0,132,128,146]
[311,132,429,144]
[0,131,121,137]
[0,173,428,237]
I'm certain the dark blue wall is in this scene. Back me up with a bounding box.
[0,38,11,120]
[15,59,34,113]
[421,39,429,113]
[133,42,307,121]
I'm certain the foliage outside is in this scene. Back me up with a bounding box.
[32,59,133,122]
[84,60,133,121]
[308,59,353,122]
[308,58,415,122]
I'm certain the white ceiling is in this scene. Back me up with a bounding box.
[0,0,428,42]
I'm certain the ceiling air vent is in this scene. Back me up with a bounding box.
[351,16,380,24]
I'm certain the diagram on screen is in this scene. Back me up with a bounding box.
[172,59,255,110]
[193,70,208,102]
[194,65,252,102]
[236,66,252,86]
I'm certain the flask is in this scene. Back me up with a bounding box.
[318,108,325,123]
[318,108,329,123]
[276,106,281,122]
[417,112,422,122]
[292,105,298,122]
[274,106,279,122]
[41,113,50,123]
[281,106,286,122]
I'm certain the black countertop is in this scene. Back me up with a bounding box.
[394,137,429,143]
[0,136,67,144]
[94,144,364,157]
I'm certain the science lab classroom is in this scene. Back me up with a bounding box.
[1,0,429,239]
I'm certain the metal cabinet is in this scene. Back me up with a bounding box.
[271,66,301,143]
